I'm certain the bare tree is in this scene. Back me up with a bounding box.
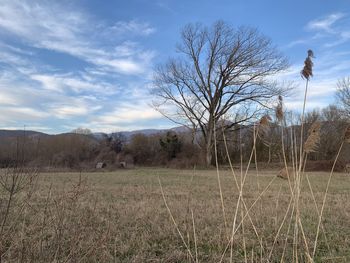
[152,21,289,166]
[336,77,350,117]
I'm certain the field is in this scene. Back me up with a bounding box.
[0,168,350,262]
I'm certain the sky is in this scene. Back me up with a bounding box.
[0,0,350,134]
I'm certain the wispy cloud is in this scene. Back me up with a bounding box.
[306,13,345,32]
[286,12,350,49]
[281,12,350,112]
[48,103,100,119]
[0,106,50,121]
[0,1,155,75]
[97,107,162,124]
[30,73,118,94]
[106,20,156,36]
[0,0,163,132]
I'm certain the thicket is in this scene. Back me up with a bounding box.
[0,105,349,170]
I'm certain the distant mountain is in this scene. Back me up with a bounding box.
[119,126,192,137]
[117,128,166,138]
[170,126,192,133]
[0,130,49,138]
[90,132,108,140]
[0,126,192,142]
[90,126,192,141]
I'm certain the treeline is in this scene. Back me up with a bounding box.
[0,130,200,169]
[0,105,349,170]
[0,133,98,169]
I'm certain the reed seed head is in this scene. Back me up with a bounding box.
[259,114,271,136]
[307,49,314,58]
[304,122,321,153]
[301,49,315,80]
[275,95,284,122]
[259,114,271,127]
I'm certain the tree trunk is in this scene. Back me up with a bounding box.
[205,120,214,167]
[205,145,213,167]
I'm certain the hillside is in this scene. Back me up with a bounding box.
[0,130,49,138]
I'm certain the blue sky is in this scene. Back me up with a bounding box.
[0,0,350,133]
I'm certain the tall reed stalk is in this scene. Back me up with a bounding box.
[159,49,349,262]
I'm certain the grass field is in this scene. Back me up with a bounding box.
[1,168,350,262]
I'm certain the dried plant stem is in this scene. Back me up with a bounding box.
[214,121,228,238]
[298,217,313,262]
[221,127,241,262]
[158,176,195,262]
[222,127,264,262]
[241,206,248,263]
[280,199,296,263]
[260,238,263,263]
[253,125,260,194]
[281,123,295,196]
[297,156,312,261]
[268,195,293,260]
[222,129,263,249]
[191,209,198,263]
[303,156,334,263]
[238,177,276,236]
[253,125,263,216]
[299,79,309,172]
[185,168,196,260]
[275,179,282,224]
[222,176,277,262]
[293,214,298,263]
[291,78,310,263]
[313,141,344,258]
[229,194,241,263]
[221,127,239,188]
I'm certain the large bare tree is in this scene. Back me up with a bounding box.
[152,21,289,166]
[336,77,350,117]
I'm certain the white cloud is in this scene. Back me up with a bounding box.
[30,73,117,93]
[50,105,90,119]
[93,58,145,75]
[44,96,103,119]
[0,106,49,121]
[286,13,350,49]
[281,13,350,111]
[0,1,155,75]
[0,92,17,105]
[284,100,329,111]
[274,49,350,114]
[107,20,156,36]
[0,49,30,67]
[307,13,345,32]
[0,68,110,123]
[0,1,164,132]
[30,74,64,92]
[97,107,162,124]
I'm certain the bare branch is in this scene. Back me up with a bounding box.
[152,21,289,165]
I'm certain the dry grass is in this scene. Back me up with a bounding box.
[1,168,349,262]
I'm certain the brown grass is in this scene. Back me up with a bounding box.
[1,168,349,262]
